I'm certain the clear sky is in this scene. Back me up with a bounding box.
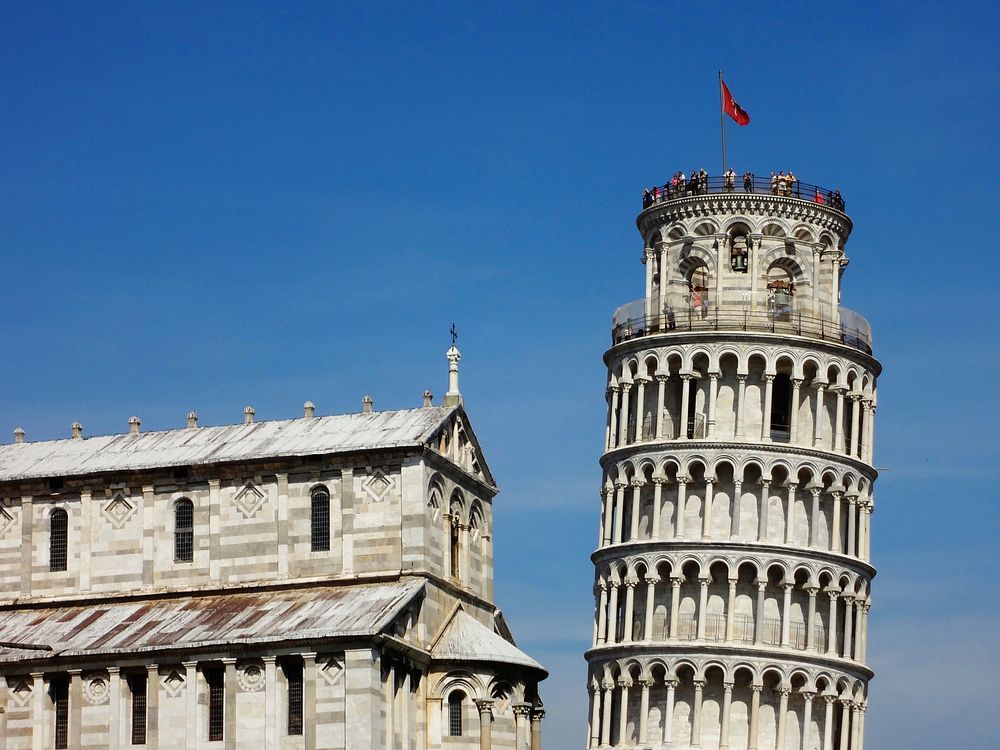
[2,2,998,747]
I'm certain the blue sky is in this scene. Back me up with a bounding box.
[2,2,998,747]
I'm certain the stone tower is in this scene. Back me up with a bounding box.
[586,174,879,750]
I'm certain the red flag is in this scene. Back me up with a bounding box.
[721,80,750,126]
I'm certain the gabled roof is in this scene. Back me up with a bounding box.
[430,607,546,675]
[0,407,459,482]
[0,579,424,664]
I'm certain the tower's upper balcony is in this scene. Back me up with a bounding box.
[623,173,869,354]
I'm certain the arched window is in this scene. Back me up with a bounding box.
[450,519,461,580]
[174,500,193,562]
[49,509,68,572]
[311,487,330,552]
[448,690,465,736]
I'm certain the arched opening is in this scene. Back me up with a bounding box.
[174,500,193,563]
[448,690,465,736]
[310,486,330,552]
[49,509,68,572]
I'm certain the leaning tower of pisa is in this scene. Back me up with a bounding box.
[586,174,879,750]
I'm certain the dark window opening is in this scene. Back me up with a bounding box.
[206,668,224,742]
[174,500,193,562]
[450,521,460,579]
[129,674,147,745]
[310,489,330,552]
[286,662,303,735]
[50,509,68,572]
[771,374,792,433]
[49,477,65,490]
[50,675,69,749]
[448,690,464,736]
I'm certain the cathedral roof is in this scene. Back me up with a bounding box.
[0,406,459,482]
[0,578,424,664]
[430,607,546,675]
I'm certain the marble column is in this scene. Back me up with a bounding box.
[849,395,861,458]
[697,578,710,639]
[801,692,816,750]
[720,682,734,750]
[184,661,197,750]
[655,376,667,439]
[596,584,609,645]
[702,476,715,540]
[833,387,845,453]
[264,657,277,750]
[827,592,839,655]
[707,373,720,437]
[623,579,637,643]
[608,387,620,450]
[748,685,762,750]
[761,374,775,442]
[691,680,705,748]
[846,496,858,557]
[754,582,767,646]
[514,703,531,750]
[776,688,790,750]
[780,583,794,647]
[600,684,613,747]
[477,700,494,750]
[784,483,797,545]
[617,681,630,746]
[602,486,614,546]
[842,596,855,660]
[664,680,678,744]
[651,478,664,539]
[675,478,688,538]
[635,377,648,441]
[830,491,843,554]
[725,578,737,642]
[629,480,643,541]
[806,587,819,652]
[813,382,827,447]
[613,483,626,544]
[731,480,742,539]
[589,686,601,748]
[607,583,620,643]
[757,481,770,542]
[823,696,836,750]
[619,384,632,447]
[789,378,803,443]
[146,664,159,750]
[679,375,692,440]
[669,578,682,639]
[809,487,822,548]
[530,709,544,750]
[735,375,747,438]
[644,577,658,641]
[638,680,651,746]
[109,667,121,750]
[838,702,852,750]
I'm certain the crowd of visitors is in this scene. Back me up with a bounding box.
[642,171,845,210]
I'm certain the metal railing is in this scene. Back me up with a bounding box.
[642,174,845,211]
[611,296,872,355]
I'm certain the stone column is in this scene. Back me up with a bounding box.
[602,486,615,546]
[608,387,620,450]
[209,478,222,581]
[69,670,82,750]
[731,480,742,539]
[109,667,121,750]
[618,383,632,446]
[830,491,843,553]
[600,683,613,747]
[757,481,770,542]
[669,578,681,639]
[634,377,648,441]
[827,592,839,655]
[659,244,670,317]
[644,248,654,314]
[850,703,861,750]
[813,383,827,447]
[839,702,852,750]
[514,703,531,750]
[702,476,715,540]
[735,375,747,438]
[849,395,861,458]
[833,387,845,452]
[264,656,277,750]
[629,480,643,541]
[720,682,734,750]
[664,680,678,744]
[823,696,836,750]
[385,661,396,748]
[589,686,601,748]
[607,583,620,643]
[707,373,720,437]
[748,685,762,750]
[789,378,803,443]
[754,582,767,646]
[856,704,866,750]
[761,374,775,442]
[79,490,92,592]
[842,596,855,660]
[644,577,658,641]
[846,496,858,557]
[655,376,667,439]
[679,375,692,440]
[146,664,159,750]
[530,708,544,750]
[223,658,237,750]
[860,401,872,462]
[801,692,815,750]
[613,483,626,544]
[477,700,494,750]
[623,579,637,643]
[862,503,873,561]
[866,405,877,464]
[696,577,710,639]
[675,478,688,538]
[776,687,790,750]
[303,652,318,750]
[861,602,871,663]
[854,599,866,661]
[617,681,630,746]
[691,680,705,748]
[31,672,44,750]
[780,583,794,647]
[809,487,822,549]
[184,661,197,750]
[638,680,650,745]
[651,478,664,539]
[596,583,609,645]
[725,578,737,642]
[784,483,797,545]
[806,586,819,651]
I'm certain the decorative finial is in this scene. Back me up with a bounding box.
[187,411,199,428]
[71,421,83,439]
[362,395,373,414]
[422,390,433,407]
[128,416,140,434]
[450,322,458,346]
[244,406,255,424]
[303,400,315,418]
[13,427,25,444]
[444,334,462,407]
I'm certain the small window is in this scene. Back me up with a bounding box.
[286,662,304,735]
[50,675,69,749]
[206,668,224,742]
[448,690,464,736]
[311,488,330,552]
[50,509,68,572]
[174,500,193,562]
[129,674,147,745]
[450,521,461,580]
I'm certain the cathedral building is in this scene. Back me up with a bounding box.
[0,347,546,749]
[587,174,879,749]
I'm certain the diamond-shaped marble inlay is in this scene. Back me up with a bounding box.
[318,656,344,686]
[0,504,15,537]
[361,469,394,502]
[101,492,136,530]
[233,481,267,519]
[10,679,32,707]
[160,669,185,697]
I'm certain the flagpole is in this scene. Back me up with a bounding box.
[719,70,727,175]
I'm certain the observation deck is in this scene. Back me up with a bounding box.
[641,174,845,212]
